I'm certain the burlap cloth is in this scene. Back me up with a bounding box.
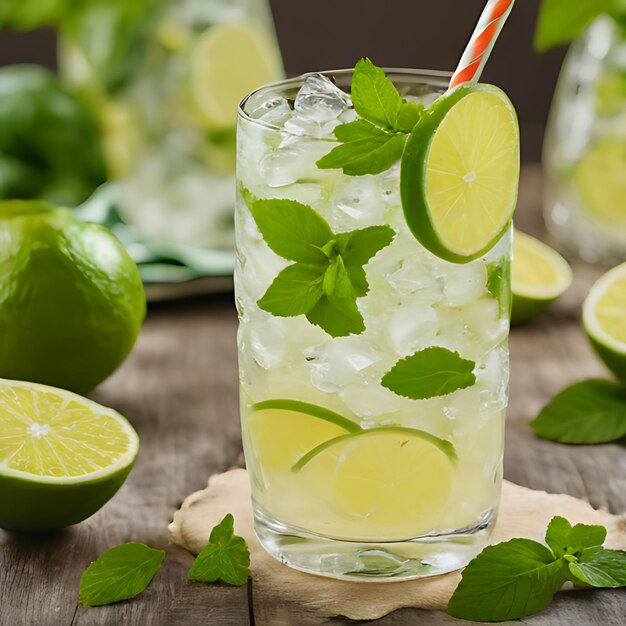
[169,469,626,621]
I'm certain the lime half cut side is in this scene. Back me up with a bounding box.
[583,262,626,382]
[293,426,456,540]
[0,379,139,531]
[190,22,283,129]
[511,230,573,324]
[247,399,360,476]
[401,84,520,263]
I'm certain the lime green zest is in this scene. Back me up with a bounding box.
[251,399,361,434]
[292,425,457,473]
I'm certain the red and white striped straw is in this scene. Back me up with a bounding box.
[449,0,516,90]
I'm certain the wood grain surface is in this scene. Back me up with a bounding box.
[1,166,624,625]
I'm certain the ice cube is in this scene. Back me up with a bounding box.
[386,304,438,356]
[340,381,400,420]
[239,314,286,370]
[477,346,509,411]
[250,95,293,126]
[284,115,341,139]
[305,337,381,393]
[333,178,388,225]
[386,257,441,298]
[441,261,488,307]
[259,136,329,187]
[294,73,352,122]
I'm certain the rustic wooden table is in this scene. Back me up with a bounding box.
[1,167,625,626]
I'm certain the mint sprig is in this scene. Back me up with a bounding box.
[79,543,166,607]
[316,58,425,176]
[534,0,620,52]
[531,379,626,444]
[381,347,476,400]
[188,514,250,586]
[245,191,395,337]
[448,516,626,622]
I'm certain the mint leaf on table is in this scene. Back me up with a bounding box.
[258,263,325,317]
[316,58,425,176]
[244,191,394,337]
[545,515,607,558]
[316,120,406,176]
[530,379,626,444]
[247,198,333,264]
[381,347,476,400]
[568,547,626,588]
[79,543,166,607]
[534,0,615,52]
[188,514,250,586]
[447,538,568,622]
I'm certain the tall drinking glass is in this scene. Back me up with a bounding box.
[235,70,511,580]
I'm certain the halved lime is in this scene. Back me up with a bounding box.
[574,138,626,229]
[0,379,139,531]
[583,262,626,382]
[511,230,573,324]
[190,22,283,129]
[247,399,360,473]
[293,426,456,537]
[401,84,520,263]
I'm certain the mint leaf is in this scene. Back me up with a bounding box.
[395,100,425,133]
[447,539,568,622]
[531,379,626,444]
[487,256,512,317]
[188,514,250,586]
[534,0,614,52]
[568,547,626,588]
[79,543,165,607]
[382,347,476,400]
[316,120,406,176]
[351,58,403,130]
[545,516,607,558]
[247,197,333,263]
[258,263,325,317]
[336,225,395,296]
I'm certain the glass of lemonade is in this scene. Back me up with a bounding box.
[235,66,518,580]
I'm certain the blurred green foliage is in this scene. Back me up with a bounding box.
[0,65,106,205]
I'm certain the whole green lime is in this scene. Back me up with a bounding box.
[0,200,146,393]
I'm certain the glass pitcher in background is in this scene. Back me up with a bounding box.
[59,0,284,251]
[543,16,626,264]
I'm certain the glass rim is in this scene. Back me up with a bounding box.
[238,67,453,134]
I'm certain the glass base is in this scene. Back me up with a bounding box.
[253,503,497,582]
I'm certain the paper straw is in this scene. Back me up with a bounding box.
[449,0,516,89]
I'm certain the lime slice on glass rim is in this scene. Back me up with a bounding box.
[511,230,573,324]
[189,22,283,129]
[401,84,520,263]
[247,399,360,474]
[292,426,456,538]
[583,262,626,382]
[0,379,139,531]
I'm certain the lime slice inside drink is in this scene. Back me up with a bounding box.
[583,262,626,382]
[0,379,139,531]
[511,230,572,324]
[574,139,626,229]
[190,22,283,129]
[247,399,360,473]
[401,84,520,263]
[293,427,456,538]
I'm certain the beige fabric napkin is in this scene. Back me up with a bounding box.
[169,469,626,621]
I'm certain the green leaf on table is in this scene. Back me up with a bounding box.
[316,119,406,176]
[534,0,615,52]
[395,100,425,133]
[447,538,568,622]
[381,347,476,400]
[79,542,166,607]
[545,516,607,558]
[258,263,325,317]
[188,514,250,586]
[568,547,626,588]
[530,379,626,444]
[336,225,396,295]
[247,196,333,264]
[350,58,403,130]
